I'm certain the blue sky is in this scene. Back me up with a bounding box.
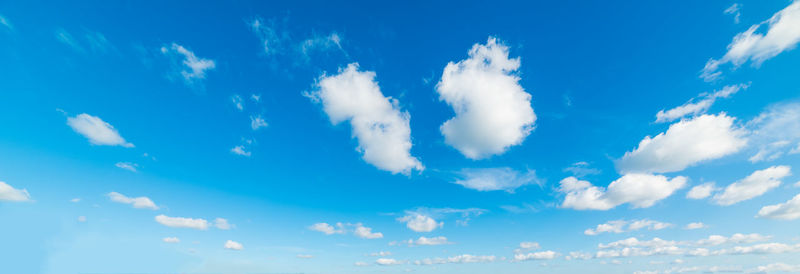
[2,0,800,273]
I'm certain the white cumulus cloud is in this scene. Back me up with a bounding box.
[308,63,422,174]
[686,182,716,200]
[747,102,800,162]
[701,0,800,81]
[67,113,134,147]
[224,240,243,250]
[214,218,232,230]
[616,113,747,174]
[108,192,158,210]
[353,224,383,239]
[684,222,707,230]
[436,37,536,159]
[397,213,442,232]
[0,181,31,202]
[558,174,687,210]
[585,219,673,235]
[713,165,791,206]
[655,84,747,123]
[162,237,180,243]
[757,193,800,220]
[115,162,138,172]
[155,214,209,230]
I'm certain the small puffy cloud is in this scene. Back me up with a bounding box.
[230,145,251,157]
[214,218,232,230]
[70,198,81,203]
[558,174,687,210]
[250,115,268,130]
[0,181,31,202]
[747,102,800,162]
[155,214,209,230]
[585,219,673,236]
[655,84,747,123]
[162,237,180,243]
[368,251,392,257]
[309,222,344,235]
[713,165,791,206]
[686,182,716,200]
[296,254,313,259]
[67,113,134,147]
[77,216,87,222]
[701,1,800,81]
[353,224,383,239]
[161,42,215,87]
[308,63,422,174]
[452,167,539,192]
[231,94,244,111]
[375,258,404,266]
[251,94,261,102]
[616,114,747,174]
[513,251,558,261]
[224,240,243,250]
[436,37,536,159]
[115,162,138,172]
[354,261,369,266]
[397,213,442,232]
[108,192,158,210]
[563,161,601,178]
[757,193,800,220]
[684,222,707,230]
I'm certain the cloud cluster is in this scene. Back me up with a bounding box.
[161,43,216,87]
[436,37,536,159]
[584,219,672,236]
[308,63,422,174]
[558,174,686,210]
[701,1,800,81]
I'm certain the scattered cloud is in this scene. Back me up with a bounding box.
[250,115,268,130]
[701,1,800,81]
[558,174,687,210]
[214,218,232,230]
[309,222,382,239]
[686,182,716,200]
[684,222,707,230]
[224,240,243,250]
[0,181,31,202]
[584,219,673,236]
[375,258,405,266]
[452,167,540,192]
[108,192,158,210]
[757,193,800,220]
[161,42,216,87]
[748,262,800,273]
[724,3,742,24]
[296,254,313,259]
[70,198,81,203]
[713,165,791,205]
[309,222,345,235]
[155,214,209,230]
[353,224,383,239]
[77,216,87,222]
[393,236,451,246]
[747,102,800,162]
[55,28,83,52]
[67,113,134,147]
[563,161,601,177]
[616,113,747,174]
[415,254,496,265]
[115,162,138,172]
[308,63,422,174]
[163,237,180,243]
[230,145,252,157]
[655,84,747,123]
[368,251,392,257]
[513,251,558,261]
[231,94,244,111]
[250,94,261,102]
[436,37,536,159]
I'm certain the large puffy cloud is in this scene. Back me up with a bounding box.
[452,167,539,192]
[67,113,134,147]
[746,102,800,162]
[713,165,791,206]
[308,63,422,174]
[701,1,800,81]
[155,215,209,230]
[107,192,158,210]
[655,84,746,123]
[0,181,31,202]
[161,43,215,87]
[757,193,800,220]
[436,37,536,159]
[397,213,442,232]
[616,114,747,174]
[558,174,687,210]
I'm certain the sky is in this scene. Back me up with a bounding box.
[2,1,800,273]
